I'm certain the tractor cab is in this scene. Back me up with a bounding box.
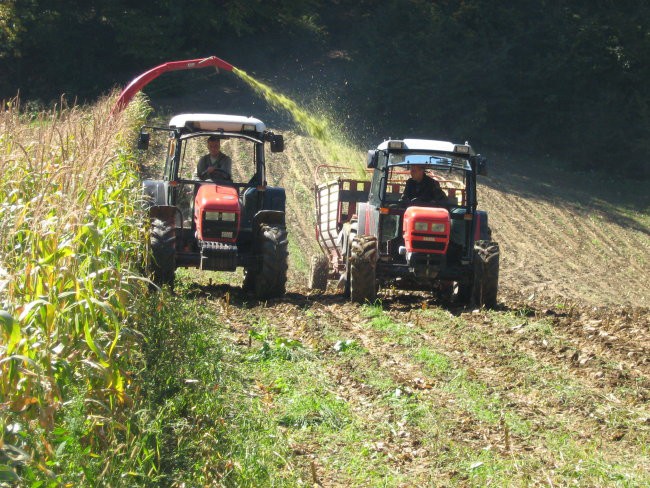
[140,114,289,298]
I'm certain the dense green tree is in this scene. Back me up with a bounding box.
[0,0,647,175]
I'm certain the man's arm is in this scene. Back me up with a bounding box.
[400,179,415,203]
[431,179,452,204]
[219,154,232,178]
[197,155,209,180]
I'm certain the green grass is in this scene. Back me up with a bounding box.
[288,237,308,275]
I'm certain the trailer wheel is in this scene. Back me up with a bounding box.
[471,240,500,309]
[149,218,176,288]
[246,224,288,299]
[308,254,329,291]
[349,235,378,303]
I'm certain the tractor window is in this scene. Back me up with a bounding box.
[386,152,470,205]
[429,167,467,206]
[385,162,468,205]
[384,166,409,204]
[179,137,211,180]
[178,136,255,183]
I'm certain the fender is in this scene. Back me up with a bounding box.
[357,202,368,234]
[253,210,285,237]
[143,179,168,207]
[150,205,179,229]
[474,211,491,241]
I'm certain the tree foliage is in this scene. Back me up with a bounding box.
[0,0,647,176]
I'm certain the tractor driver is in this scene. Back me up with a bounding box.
[399,165,450,206]
[197,136,232,182]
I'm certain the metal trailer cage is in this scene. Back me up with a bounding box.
[313,166,370,278]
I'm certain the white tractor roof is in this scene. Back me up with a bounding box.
[169,113,266,133]
[378,138,475,155]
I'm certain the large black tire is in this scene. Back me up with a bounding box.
[245,224,288,299]
[149,218,176,288]
[349,235,378,304]
[471,240,500,309]
[308,254,329,291]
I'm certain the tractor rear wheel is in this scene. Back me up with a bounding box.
[308,254,329,291]
[349,235,378,303]
[245,224,288,299]
[471,240,500,309]
[149,218,176,288]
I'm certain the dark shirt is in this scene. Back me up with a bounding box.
[197,152,232,181]
[400,174,448,204]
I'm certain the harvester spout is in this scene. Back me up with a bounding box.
[112,55,234,114]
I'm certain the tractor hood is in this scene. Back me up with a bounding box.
[194,184,241,242]
[403,206,450,254]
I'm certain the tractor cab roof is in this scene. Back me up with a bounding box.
[378,138,475,157]
[169,114,266,134]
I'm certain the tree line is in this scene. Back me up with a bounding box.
[1,0,648,176]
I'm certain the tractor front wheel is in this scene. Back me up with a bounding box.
[349,235,378,303]
[149,218,176,288]
[245,224,288,299]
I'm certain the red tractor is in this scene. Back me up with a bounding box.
[113,55,289,299]
[310,139,499,307]
[138,114,288,298]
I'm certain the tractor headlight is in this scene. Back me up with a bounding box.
[205,211,237,221]
[431,223,446,233]
[414,222,428,231]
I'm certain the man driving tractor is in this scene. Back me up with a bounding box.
[399,164,450,205]
[197,135,232,181]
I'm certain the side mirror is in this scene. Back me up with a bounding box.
[367,150,379,168]
[270,134,284,153]
[137,132,150,150]
[476,155,488,176]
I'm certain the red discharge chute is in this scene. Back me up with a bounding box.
[112,55,234,114]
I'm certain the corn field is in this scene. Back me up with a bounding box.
[0,95,160,484]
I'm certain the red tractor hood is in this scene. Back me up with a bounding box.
[195,184,239,211]
[194,185,241,242]
[403,206,450,254]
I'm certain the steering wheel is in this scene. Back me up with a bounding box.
[210,168,232,182]
[410,197,451,208]
[410,197,428,204]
